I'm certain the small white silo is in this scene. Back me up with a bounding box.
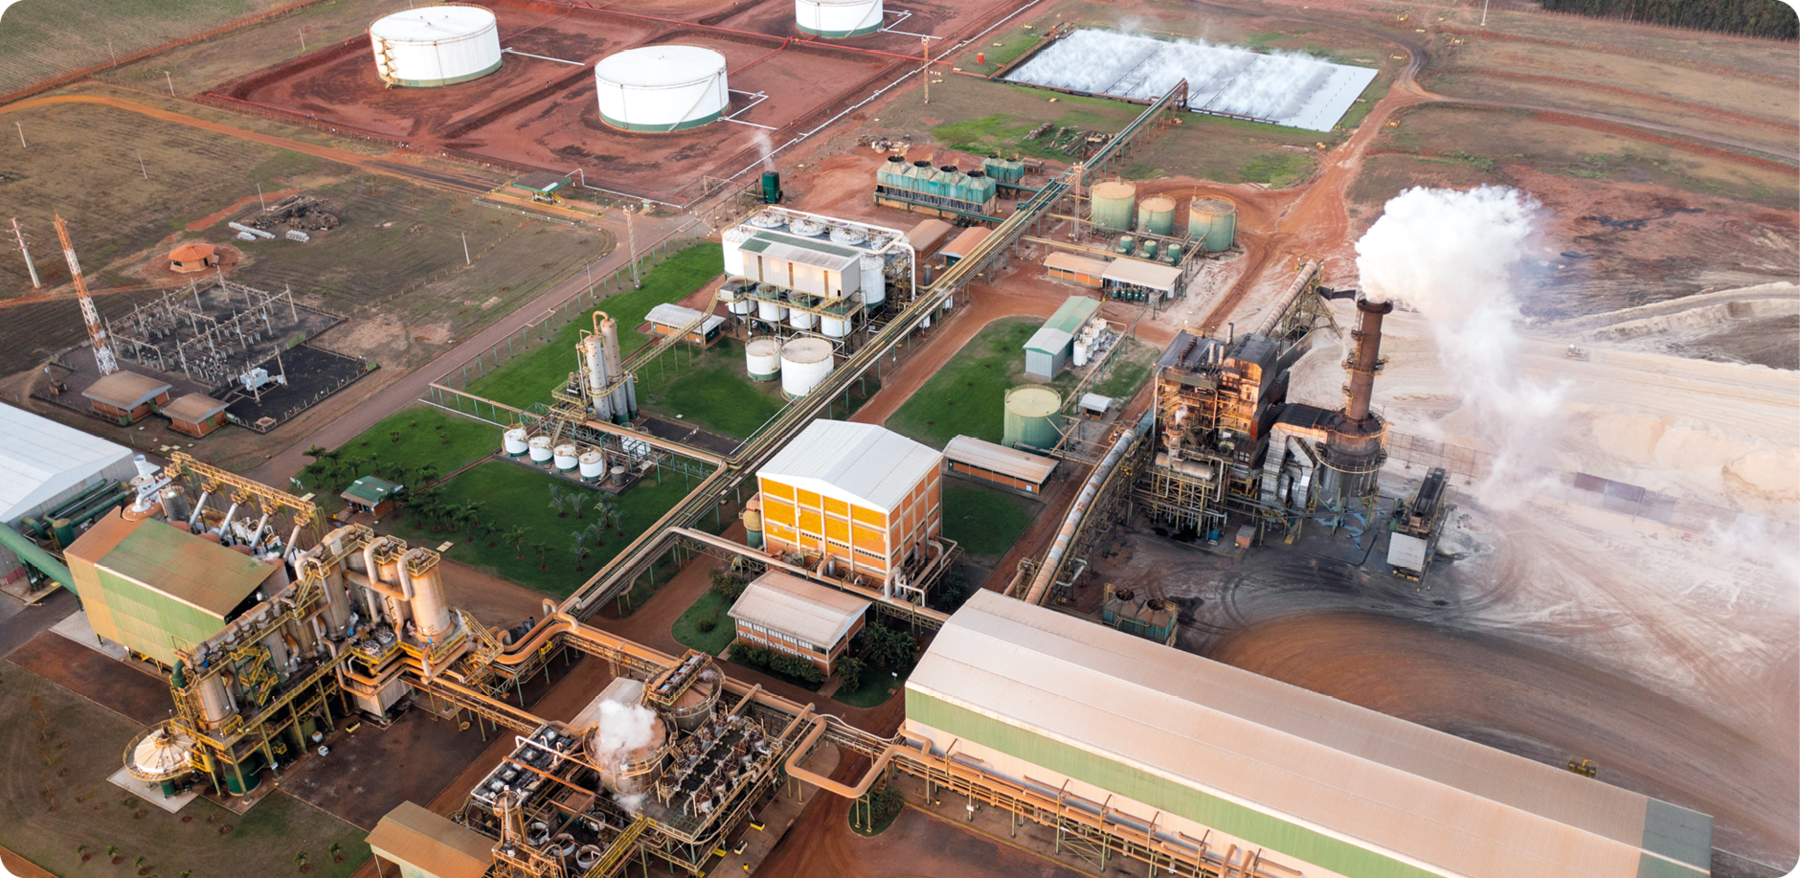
[527,435,553,464]
[503,427,529,457]
[780,338,834,399]
[369,6,503,88]
[594,46,729,132]
[578,450,606,481]
[552,443,579,473]
[859,254,885,312]
[795,0,884,38]
[745,338,782,382]
[722,226,752,276]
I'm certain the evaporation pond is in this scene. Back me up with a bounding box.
[1006,30,1379,133]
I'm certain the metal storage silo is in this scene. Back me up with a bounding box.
[1004,386,1063,450]
[527,436,553,464]
[789,308,817,331]
[859,255,886,313]
[1090,181,1136,233]
[579,450,606,481]
[780,338,834,399]
[721,226,752,276]
[369,6,503,88]
[1137,196,1176,236]
[553,443,579,473]
[746,338,782,381]
[795,0,883,37]
[1190,198,1237,252]
[594,46,729,131]
[503,427,529,458]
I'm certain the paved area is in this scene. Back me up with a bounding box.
[0,590,78,660]
[6,630,171,725]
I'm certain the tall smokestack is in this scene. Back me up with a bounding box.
[1344,298,1392,422]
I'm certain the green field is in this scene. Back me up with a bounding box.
[388,461,697,597]
[0,667,370,878]
[943,483,1038,558]
[295,406,497,505]
[635,338,786,439]
[463,244,724,409]
[671,590,737,655]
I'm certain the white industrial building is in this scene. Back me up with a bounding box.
[0,404,135,588]
[906,591,1713,878]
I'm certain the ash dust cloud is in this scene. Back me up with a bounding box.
[1355,186,1564,510]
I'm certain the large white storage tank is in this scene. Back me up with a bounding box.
[859,255,886,312]
[746,338,782,382]
[722,226,752,276]
[369,6,503,88]
[594,46,729,132]
[795,0,884,37]
[780,338,834,399]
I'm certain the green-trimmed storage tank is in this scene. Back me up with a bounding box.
[1136,195,1176,236]
[1004,386,1063,451]
[1090,181,1136,233]
[1114,236,1134,256]
[1190,197,1237,252]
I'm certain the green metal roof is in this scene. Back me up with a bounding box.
[101,520,277,618]
[342,476,401,505]
[1044,296,1100,335]
[740,230,862,260]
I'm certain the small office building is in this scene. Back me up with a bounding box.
[727,569,869,674]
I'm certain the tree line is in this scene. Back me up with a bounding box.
[1538,0,1797,39]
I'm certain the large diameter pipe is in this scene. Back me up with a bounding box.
[0,523,72,591]
[1023,410,1151,606]
[1344,299,1393,422]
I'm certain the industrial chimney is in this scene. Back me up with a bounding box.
[1317,298,1392,514]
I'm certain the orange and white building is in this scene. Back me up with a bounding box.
[755,420,943,586]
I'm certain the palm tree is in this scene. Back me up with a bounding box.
[548,486,567,518]
[584,521,607,549]
[416,462,441,487]
[463,500,488,532]
[567,492,588,520]
[506,527,530,559]
[302,445,329,461]
[607,502,626,535]
[530,541,552,571]
[447,506,476,533]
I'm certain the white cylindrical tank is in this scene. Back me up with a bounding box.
[788,217,825,237]
[503,427,529,457]
[795,0,884,37]
[757,299,788,321]
[369,6,502,88]
[722,227,751,276]
[579,451,606,481]
[859,255,885,311]
[781,338,834,399]
[820,315,850,338]
[1073,339,1090,367]
[789,308,817,331]
[728,296,753,316]
[594,46,728,131]
[746,338,782,382]
[553,443,579,473]
[829,225,867,246]
[528,436,553,464]
[598,312,634,421]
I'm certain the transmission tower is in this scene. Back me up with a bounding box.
[53,214,118,376]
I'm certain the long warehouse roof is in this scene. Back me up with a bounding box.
[728,570,869,646]
[0,403,133,523]
[758,420,941,514]
[908,591,1711,878]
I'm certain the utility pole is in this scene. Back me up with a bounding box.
[135,152,148,180]
[107,38,117,66]
[165,70,175,97]
[921,37,930,105]
[53,215,118,375]
[299,27,307,52]
[461,232,470,266]
[14,122,23,148]
[257,183,266,210]
[11,219,41,289]
[1481,0,1490,27]
[625,206,641,289]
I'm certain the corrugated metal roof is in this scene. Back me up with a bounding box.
[645,303,726,334]
[1079,393,1113,412]
[908,592,1710,878]
[1023,326,1072,356]
[161,393,228,423]
[1044,296,1100,335]
[944,435,1056,485]
[82,372,171,410]
[1045,252,1112,277]
[759,420,941,514]
[0,403,133,523]
[89,516,279,617]
[366,802,494,878]
[741,231,862,271]
[1386,533,1428,570]
[342,476,402,505]
[904,219,953,254]
[168,243,216,261]
[941,226,991,259]
[728,570,869,646]
[1102,259,1184,291]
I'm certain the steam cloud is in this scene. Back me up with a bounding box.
[1006,30,1359,129]
[594,700,657,755]
[1355,186,1563,509]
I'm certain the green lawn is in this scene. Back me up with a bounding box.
[296,406,499,503]
[833,664,907,709]
[671,590,736,655]
[635,338,786,439]
[943,483,1038,558]
[886,317,1039,447]
[389,461,698,597]
[464,243,724,408]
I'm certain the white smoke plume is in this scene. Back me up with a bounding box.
[751,128,775,173]
[1355,186,1564,509]
[612,792,646,815]
[594,700,657,755]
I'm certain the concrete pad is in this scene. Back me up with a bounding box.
[50,610,128,660]
[106,766,199,813]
